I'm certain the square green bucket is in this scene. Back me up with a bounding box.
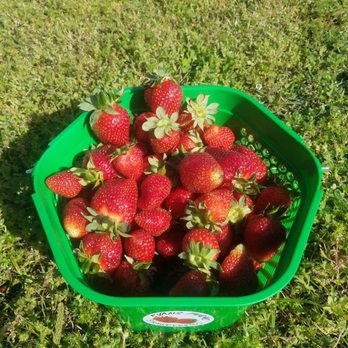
[32,85,322,332]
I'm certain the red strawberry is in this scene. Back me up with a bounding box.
[46,171,83,198]
[156,228,186,258]
[214,224,234,259]
[217,147,267,193]
[151,131,180,154]
[169,270,211,297]
[112,260,151,296]
[219,244,259,295]
[134,208,172,236]
[79,232,123,274]
[78,145,117,184]
[144,71,183,114]
[124,229,155,262]
[90,178,138,227]
[233,145,268,184]
[136,142,149,157]
[165,186,193,219]
[254,186,291,216]
[185,94,219,130]
[177,130,204,153]
[233,192,254,209]
[79,89,130,146]
[206,147,229,162]
[244,216,286,262]
[180,228,220,274]
[63,198,89,238]
[138,173,171,210]
[135,112,154,143]
[194,189,234,224]
[177,111,194,131]
[179,152,224,193]
[203,125,235,150]
[142,107,180,154]
[253,259,264,271]
[111,143,144,180]
[184,189,251,232]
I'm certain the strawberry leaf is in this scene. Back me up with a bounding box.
[79,102,97,112]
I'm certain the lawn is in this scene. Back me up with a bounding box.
[0,0,347,346]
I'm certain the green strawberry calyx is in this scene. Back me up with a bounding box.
[70,157,104,188]
[83,207,131,239]
[144,68,173,87]
[263,203,290,219]
[144,154,167,175]
[182,201,223,233]
[124,255,152,271]
[178,130,205,154]
[186,94,219,130]
[110,142,136,161]
[142,107,180,139]
[79,88,124,129]
[179,241,221,275]
[232,172,263,196]
[226,195,252,224]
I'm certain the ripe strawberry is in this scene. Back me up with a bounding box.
[184,189,251,232]
[111,143,144,180]
[142,107,180,154]
[177,130,204,153]
[214,224,234,259]
[144,70,183,115]
[76,145,117,185]
[90,178,138,228]
[219,244,259,296]
[134,208,172,236]
[180,228,220,274]
[253,260,264,271]
[169,270,211,297]
[156,228,186,258]
[216,147,267,193]
[63,198,89,238]
[254,186,291,217]
[79,89,130,146]
[233,192,254,209]
[233,145,268,184]
[194,189,234,224]
[124,229,155,262]
[177,111,194,131]
[112,260,151,296]
[179,152,224,193]
[185,94,219,130]
[206,147,229,162]
[78,232,123,274]
[82,145,116,180]
[138,173,171,210]
[135,112,154,143]
[46,171,83,198]
[203,125,235,150]
[244,216,287,262]
[165,186,193,219]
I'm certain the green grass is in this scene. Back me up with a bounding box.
[0,0,347,346]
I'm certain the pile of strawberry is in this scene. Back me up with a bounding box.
[45,71,292,297]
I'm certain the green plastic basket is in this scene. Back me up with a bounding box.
[32,85,322,332]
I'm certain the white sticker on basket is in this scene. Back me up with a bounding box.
[143,311,214,327]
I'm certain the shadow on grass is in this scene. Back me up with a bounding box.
[0,103,80,257]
